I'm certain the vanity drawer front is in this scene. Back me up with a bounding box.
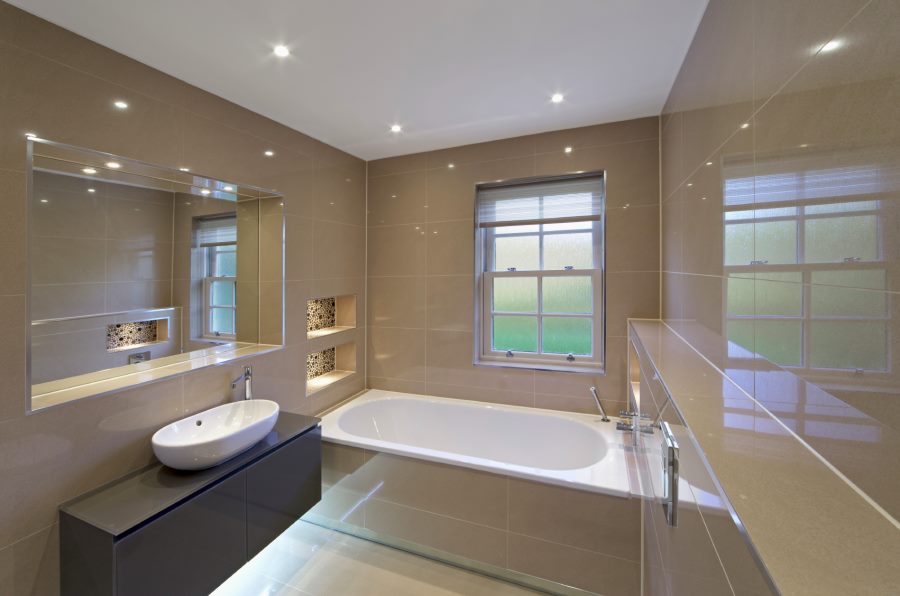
[115,472,247,596]
[246,427,322,557]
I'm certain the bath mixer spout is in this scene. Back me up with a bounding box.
[231,366,253,400]
[589,387,610,422]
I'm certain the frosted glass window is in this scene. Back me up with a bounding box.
[493,316,538,353]
[805,215,878,263]
[544,233,593,269]
[494,235,539,271]
[493,277,538,313]
[543,277,592,313]
[809,322,886,370]
[543,318,592,355]
[755,220,797,264]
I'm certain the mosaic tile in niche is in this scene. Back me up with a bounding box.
[307,347,336,380]
[307,297,336,332]
[107,320,158,350]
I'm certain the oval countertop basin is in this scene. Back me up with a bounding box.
[152,399,280,470]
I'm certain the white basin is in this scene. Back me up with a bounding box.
[152,400,280,470]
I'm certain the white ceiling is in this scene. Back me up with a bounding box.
[10,0,708,160]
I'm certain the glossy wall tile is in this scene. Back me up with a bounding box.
[366,117,661,414]
[660,0,900,534]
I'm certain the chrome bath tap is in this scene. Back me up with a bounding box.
[589,386,610,422]
[231,365,253,400]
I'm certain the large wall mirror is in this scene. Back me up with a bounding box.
[27,139,284,411]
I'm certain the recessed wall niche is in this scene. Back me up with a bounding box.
[106,319,167,351]
[306,342,356,396]
[307,295,357,339]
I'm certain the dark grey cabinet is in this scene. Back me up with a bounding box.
[246,428,321,557]
[60,414,321,596]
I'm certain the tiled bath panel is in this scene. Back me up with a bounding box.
[106,320,158,350]
[307,348,336,380]
[213,519,539,596]
[306,297,336,332]
[305,442,641,595]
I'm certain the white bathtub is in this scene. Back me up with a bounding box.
[320,389,634,497]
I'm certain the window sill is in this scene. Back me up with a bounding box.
[474,357,605,375]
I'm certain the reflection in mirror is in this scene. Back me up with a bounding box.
[28,139,284,410]
[723,149,890,374]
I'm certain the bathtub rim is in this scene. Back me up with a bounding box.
[320,389,635,498]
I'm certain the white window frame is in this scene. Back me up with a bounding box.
[202,276,237,340]
[474,174,605,373]
[197,218,238,341]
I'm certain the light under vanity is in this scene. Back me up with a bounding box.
[27,138,285,410]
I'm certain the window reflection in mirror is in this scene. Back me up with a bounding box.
[722,150,888,374]
[27,139,284,410]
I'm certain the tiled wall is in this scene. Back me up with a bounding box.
[660,1,900,525]
[0,3,365,593]
[366,118,660,414]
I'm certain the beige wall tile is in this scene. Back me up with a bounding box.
[357,452,508,528]
[312,220,365,280]
[368,276,426,329]
[367,170,428,226]
[507,533,640,595]
[426,275,473,332]
[508,478,640,561]
[367,376,427,394]
[367,224,427,277]
[426,220,475,276]
[534,117,659,153]
[606,204,660,273]
[426,329,533,393]
[367,152,429,178]
[365,499,508,568]
[367,326,426,382]
[427,135,535,169]
[606,271,660,337]
[426,156,534,223]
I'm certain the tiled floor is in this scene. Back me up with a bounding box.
[212,520,542,595]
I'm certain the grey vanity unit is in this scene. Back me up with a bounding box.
[59,413,321,596]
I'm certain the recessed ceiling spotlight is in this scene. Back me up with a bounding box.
[24,132,38,139]
[273,45,290,58]
[820,39,842,53]
[448,163,455,169]
[687,182,693,187]
[82,167,97,175]
[113,100,129,109]
[106,161,121,169]
[200,189,211,195]
[87,188,96,193]
[390,124,402,133]
[39,199,48,203]
[799,143,809,148]
[564,146,573,154]
[740,122,750,129]
[223,185,234,192]
[551,93,565,104]
[179,167,190,172]
[706,161,713,166]
[264,150,275,157]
